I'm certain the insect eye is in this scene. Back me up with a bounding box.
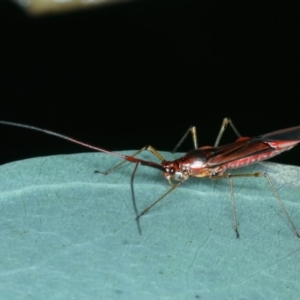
[170,167,175,174]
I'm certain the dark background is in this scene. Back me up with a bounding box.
[1,0,300,166]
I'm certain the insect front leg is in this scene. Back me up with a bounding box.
[136,182,182,219]
[100,145,168,235]
[101,145,166,175]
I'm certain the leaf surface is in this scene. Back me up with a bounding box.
[1,151,300,299]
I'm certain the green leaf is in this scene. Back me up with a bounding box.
[1,151,300,299]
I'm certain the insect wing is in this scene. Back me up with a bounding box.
[202,138,272,167]
[256,125,300,141]
[204,126,300,168]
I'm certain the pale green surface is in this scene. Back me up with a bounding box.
[0,151,300,299]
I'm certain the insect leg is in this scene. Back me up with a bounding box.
[263,172,300,238]
[102,145,166,175]
[229,175,239,238]
[214,118,242,147]
[214,172,300,238]
[131,162,142,234]
[172,126,198,153]
[172,117,241,153]
[137,182,182,219]
[104,146,167,234]
[129,158,181,234]
[212,173,240,238]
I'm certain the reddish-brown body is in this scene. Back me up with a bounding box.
[161,127,300,184]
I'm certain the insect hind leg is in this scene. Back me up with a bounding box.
[214,172,300,238]
[263,172,300,238]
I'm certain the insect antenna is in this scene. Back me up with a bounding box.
[0,120,167,234]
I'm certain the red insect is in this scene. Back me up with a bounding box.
[1,118,300,238]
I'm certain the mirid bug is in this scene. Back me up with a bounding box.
[1,118,299,238]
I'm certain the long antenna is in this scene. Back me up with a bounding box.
[0,120,165,172]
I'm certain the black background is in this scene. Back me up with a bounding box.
[1,0,300,166]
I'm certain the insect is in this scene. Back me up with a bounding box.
[0,118,300,238]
